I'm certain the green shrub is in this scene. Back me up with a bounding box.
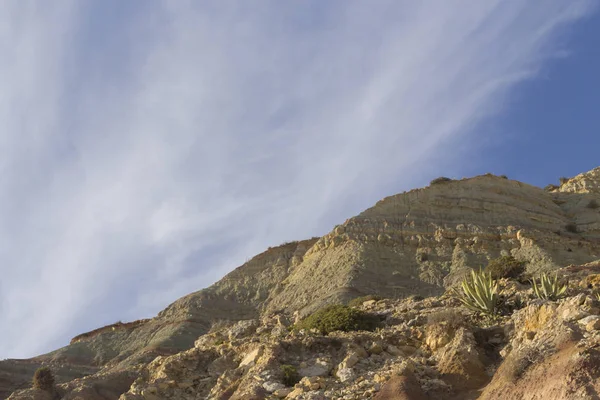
[430,177,453,185]
[295,305,380,335]
[455,269,499,316]
[485,256,526,280]
[531,272,567,301]
[500,175,508,179]
[587,199,599,209]
[32,367,55,392]
[564,223,578,233]
[281,364,300,387]
[348,295,381,308]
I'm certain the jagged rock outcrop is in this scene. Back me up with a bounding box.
[3,167,600,399]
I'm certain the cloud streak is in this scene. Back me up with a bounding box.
[0,0,595,358]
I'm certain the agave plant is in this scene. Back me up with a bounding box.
[531,272,567,301]
[456,269,499,316]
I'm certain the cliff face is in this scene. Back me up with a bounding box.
[3,168,600,399]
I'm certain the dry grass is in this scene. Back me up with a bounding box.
[32,367,55,392]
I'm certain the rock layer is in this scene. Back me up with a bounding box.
[3,167,600,399]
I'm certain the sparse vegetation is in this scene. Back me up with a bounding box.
[544,184,559,191]
[32,367,55,392]
[559,177,570,185]
[430,176,453,185]
[500,175,508,179]
[426,309,466,330]
[295,305,380,335]
[587,199,599,209]
[485,256,526,280]
[348,295,381,308]
[503,346,544,382]
[455,269,499,316]
[564,223,578,233]
[531,272,568,301]
[280,364,300,387]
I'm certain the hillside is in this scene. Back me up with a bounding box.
[3,167,600,399]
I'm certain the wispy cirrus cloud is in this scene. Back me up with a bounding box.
[0,0,595,358]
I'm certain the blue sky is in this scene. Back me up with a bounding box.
[1,1,599,359]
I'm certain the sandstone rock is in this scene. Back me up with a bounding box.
[436,328,488,390]
[229,319,259,340]
[425,324,451,351]
[586,319,600,331]
[373,374,429,400]
[239,347,262,368]
[263,381,286,392]
[273,387,292,398]
[298,362,330,378]
[394,359,416,376]
[367,342,384,355]
[385,345,403,356]
[339,353,359,370]
[286,387,305,399]
[336,368,355,383]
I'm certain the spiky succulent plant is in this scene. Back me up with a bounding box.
[531,272,567,301]
[456,269,499,316]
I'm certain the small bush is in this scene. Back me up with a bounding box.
[559,177,570,185]
[564,223,578,233]
[295,305,380,335]
[503,346,544,382]
[485,256,526,280]
[500,175,508,179]
[281,364,300,387]
[430,177,453,185]
[426,309,466,330]
[32,367,55,392]
[587,199,599,209]
[348,295,381,308]
[544,184,559,191]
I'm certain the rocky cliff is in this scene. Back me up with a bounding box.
[3,167,600,399]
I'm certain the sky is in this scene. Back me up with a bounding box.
[1,1,599,359]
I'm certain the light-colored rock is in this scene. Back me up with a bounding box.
[286,387,305,399]
[385,345,403,356]
[436,328,488,390]
[263,381,286,392]
[273,387,292,398]
[229,319,259,340]
[239,346,262,368]
[336,368,355,383]
[299,362,330,378]
[339,353,359,369]
[586,319,600,331]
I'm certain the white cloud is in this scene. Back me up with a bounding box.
[0,1,594,358]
